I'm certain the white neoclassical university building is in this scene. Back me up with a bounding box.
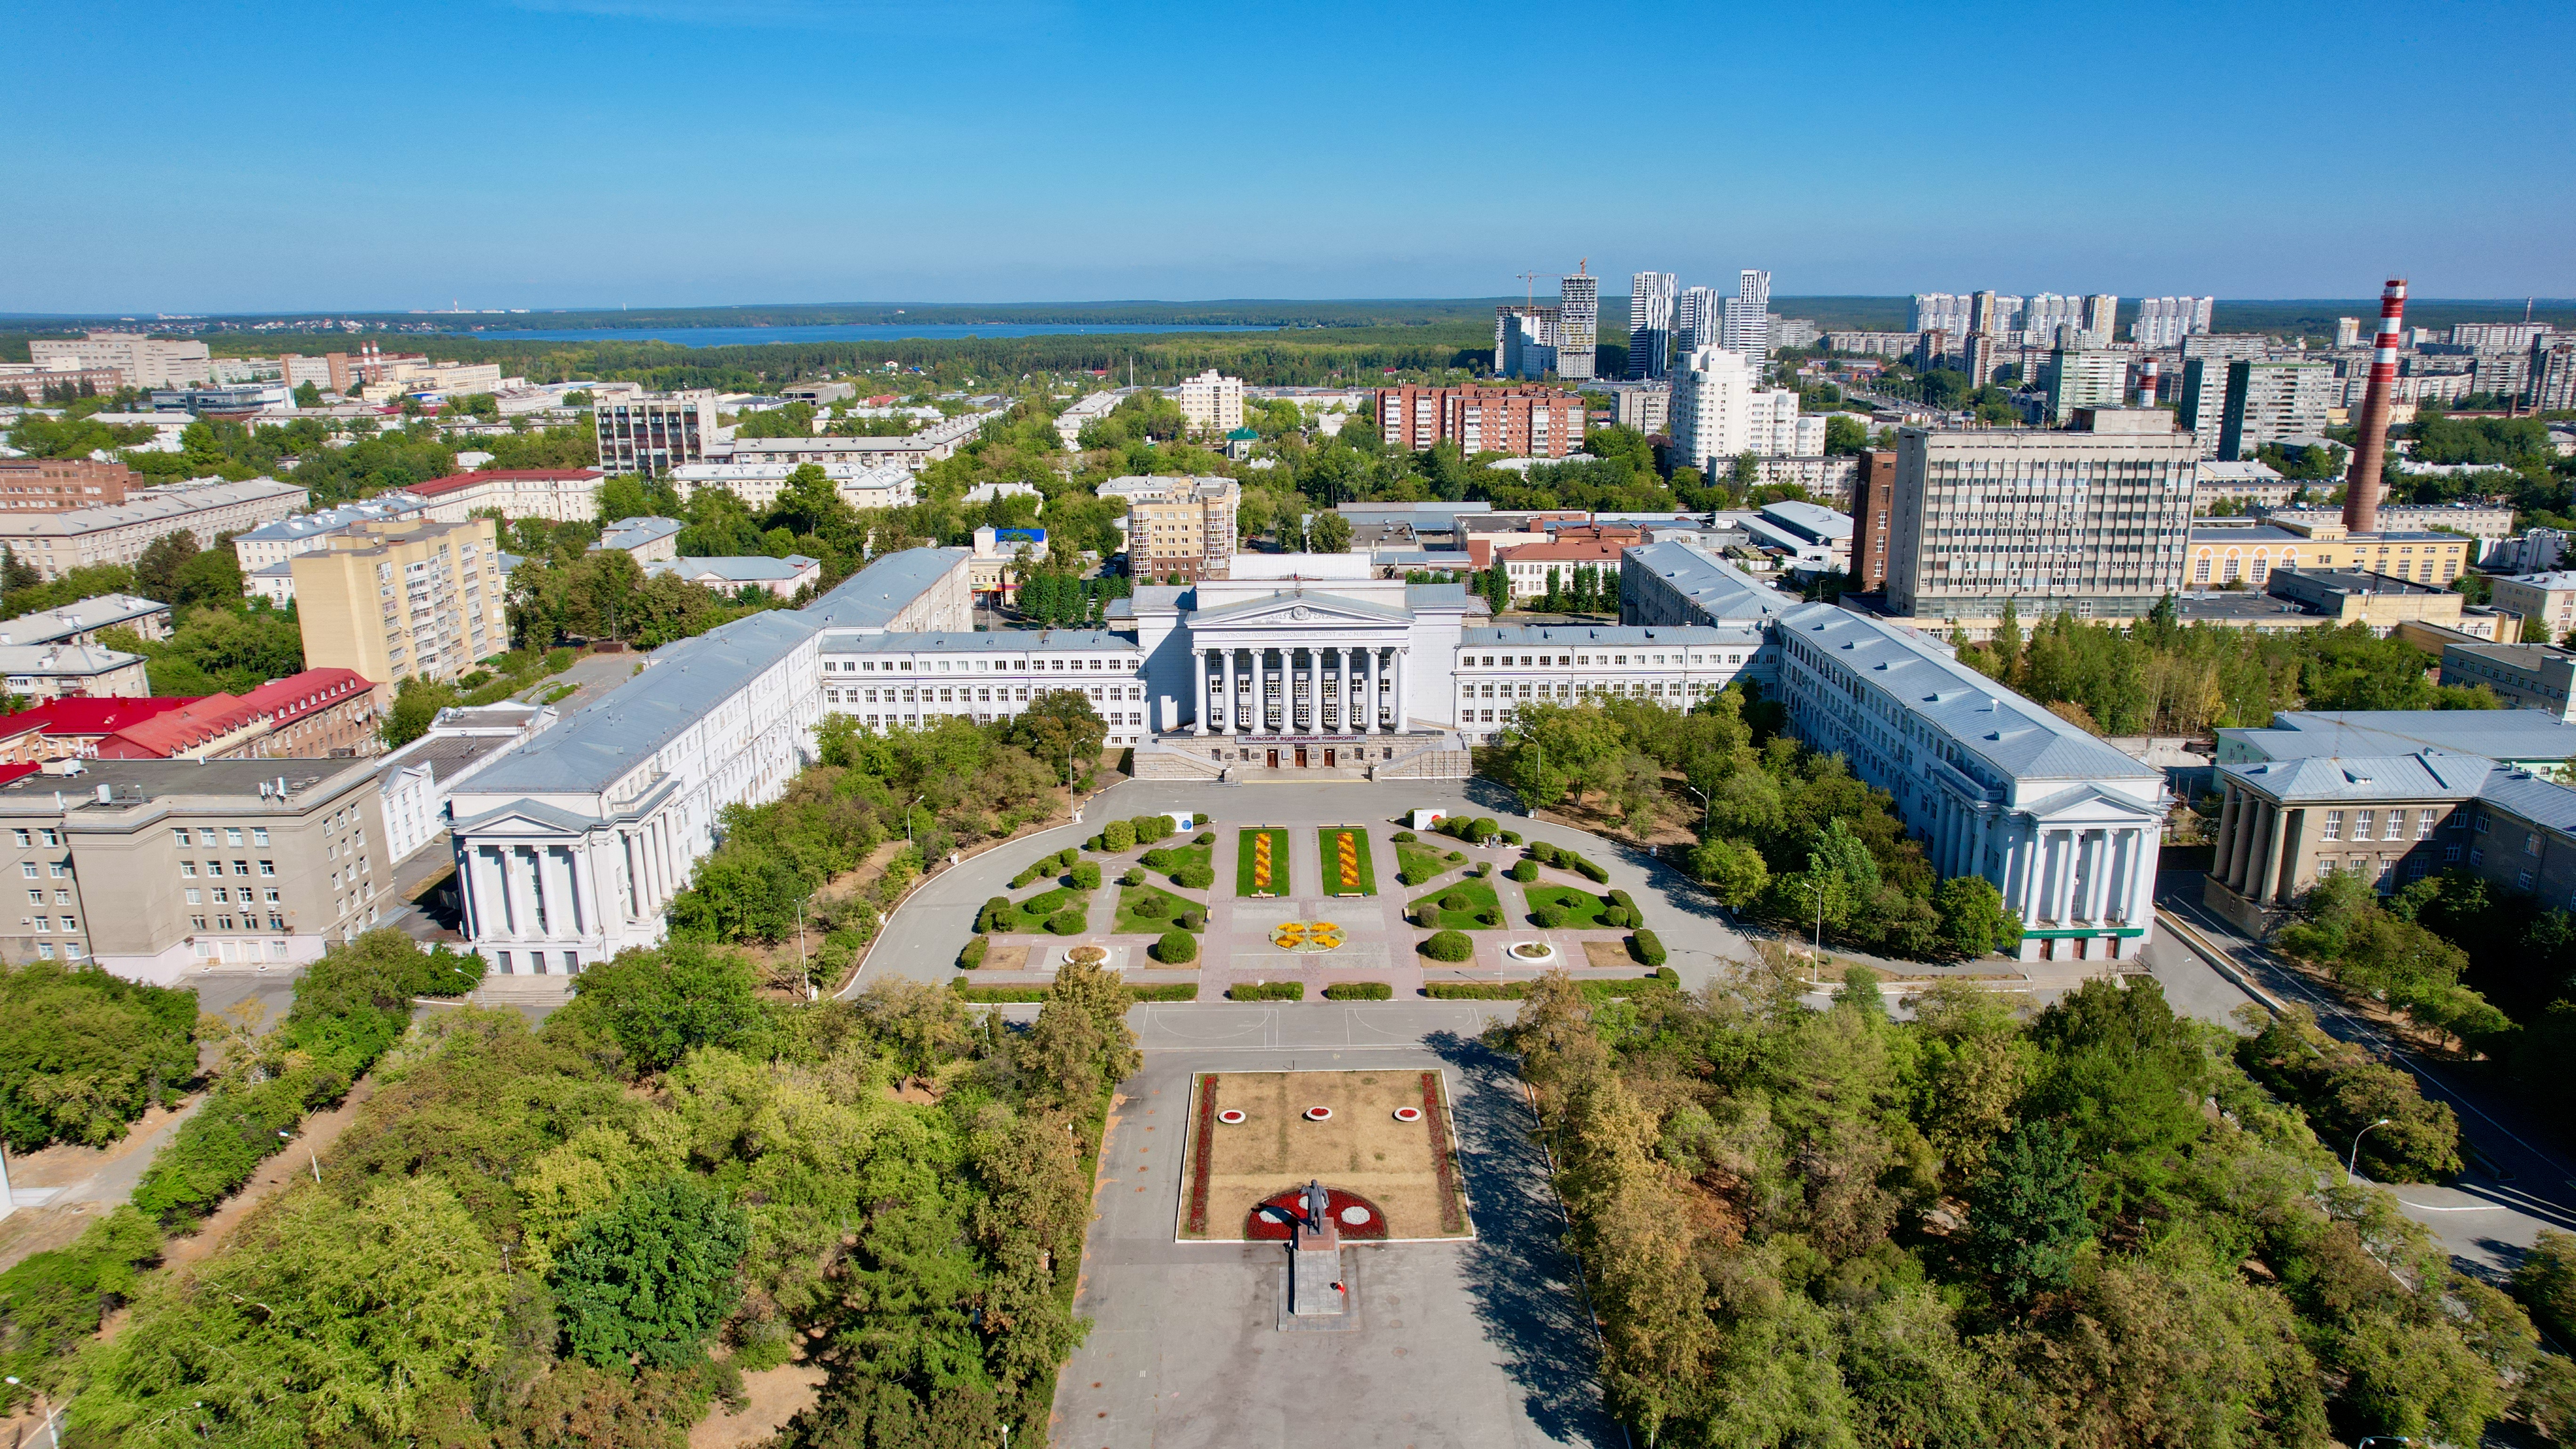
[447,544,2157,974]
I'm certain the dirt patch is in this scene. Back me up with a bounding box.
[1581,940,1635,969]
[132,1076,381,1288]
[982,943,1029,973]
[690,1362,827,1449]
[1176,1070,1470,1242]
[887,1077,941,1105]
[0,1203,111,1276]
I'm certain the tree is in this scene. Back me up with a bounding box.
[551,1174,750,1368]
[1935,875,2021,958]
[169,547,241,611]
[1688,837,1769,909]
[1823,415,1870,455]
[291,380,322,407]
[380,676,457,750]
[544,942,765,1075]
[1964,1119,2092,1300]
[1305,511,1352,554]
[1016,955,1138,1108]
[0,961,198,1151]
[132,530,200,604]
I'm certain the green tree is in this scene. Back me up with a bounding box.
[544,942,765,1075]
[1009,690,1106,784]
[1305,511,1352,554]
[291,380,322,407]
[1965,1119,2092,1300]
[1015,955,1138,1109]
[132,530,200,604]
[551,1174,750,1369]
[1934,875,2021,958]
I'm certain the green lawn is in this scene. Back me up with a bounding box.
[1009,885,1086,929]
[1237,827,1292,897]
[1409,877,1505,930]
[1143,839,1213,886]
[1318,826,1377,896]
[1524,884,1610,927]
[1114,883,1204,934]
[1395,841,1456,887]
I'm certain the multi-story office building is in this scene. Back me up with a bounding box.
[2439,643,2576,721]
[2218,361,2336,461]
[0,755,393,979]
[2493,572,2576,642]
[1556,270,1599,381]
[2175,340,2272,459]
[2192,461,2296,512]
[1169,370,1245,435]
[1100,475,1241,581]
[1619,539,1797,628]
[412,468,605,524]
[0,479,306,582]
[1449,625,1777,742]
[1668,346,1760,475]
[2185,516,2471,591]
[2045,349,2129,422]
[1373,386,1583,459]
[26,331,215,389]
[0,645,151,701]
[594,390,721,475]
[1883,407,2198,628]
[1848,450,1897,590]
[1776,601,2165,960]
[1721,270,1772,369]
[2132,297,2216,347]
[0,365,131,403]
[89,669,390,762]
[0,459,139,513]
[2203,749,2489,933]
[291,516,507,684]
[1626,272,1677,380]
[590,517,684,564]
[2529,338,2576,412]
[1676,287,1723,355]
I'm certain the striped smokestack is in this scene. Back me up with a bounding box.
[2138,356,2160,408]
[2343,278,2407,534]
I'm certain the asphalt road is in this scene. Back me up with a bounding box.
[2158,872,2576,1281]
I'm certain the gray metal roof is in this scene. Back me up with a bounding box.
[806,548,968,628]
[0,594,166,645]
[1463,624,1766,647]
[1777,601,2156,783]
[464,609,820,797]
[377,732,515,786]
[650,555,817,583]
[1625,539,1795,621]
[821,629,1136,655]
[2229,709,2576,765]
[2478,765,2576,837]
[2219,749,2493,803]
[1403,583,1476,609]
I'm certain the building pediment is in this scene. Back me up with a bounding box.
[451,798,600,838]
[2016,783,2165,823]
[1187,591,1411,632]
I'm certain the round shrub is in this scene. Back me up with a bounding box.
[1475,861,1492,877]
[1153,929,1198,964]
[1531,904,1567,929]
[1476,909,1502,927]
[1045,909,1085,935]
[1414,906,1440,929]
[1176,909,1204,931]
[978,895,1012,932]
[1119,868,1146,887]
[1070,861,1103,891]
[1055,848,1079,871]
[1510,860,1538,883]
[1102,820,1136,851]
[1472,817,1499,841]
[1501,830,1522,845]
[958,935,988,969]
[1194,831,1215,845]
[1439,891,1467,912]
[1084,834,1106,852]
[1131,893,1170,920]
[1392,829,1417,843]
[1445,850,1466,863]
[1601,906,1632,928]
[1172,864,1216,890]
[1421,929,1474,963]
[1140,847,1174,870]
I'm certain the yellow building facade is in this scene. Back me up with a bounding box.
[290,516,506,684]
[2185,516,2471,591]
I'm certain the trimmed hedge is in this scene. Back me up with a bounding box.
[1069,861,1102,891]
[1044,909,1086,935]
[1194,831,1216,845]
[976,894,1013,932]
[1323,982,1393,1001]
[1391,829,1417,843]
[958,936,989,969]
[1426,978,1674,1002]
[1119,868,1146,887]
[1510,859,1538,883]
[1229,982,1304,1001]
[1153,929,1198,964]
[1171,863,1216,890]
[951,981,1200,1003]
[1421,930,1474,962]
[1573,855,1610,883]
[1630,929,1666,966]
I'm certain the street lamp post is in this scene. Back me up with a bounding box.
[2349,1117,2395,1183]
[277,1128,319,1184]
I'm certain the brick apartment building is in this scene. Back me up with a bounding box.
[0,459,139,513]
[1848,450,1896,590]
[1373,386,1586,458]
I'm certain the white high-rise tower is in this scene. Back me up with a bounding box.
[1721,269,1773,373]
[1626,271,1677,379]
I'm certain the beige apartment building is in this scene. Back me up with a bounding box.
[0,757,390,982]
[0,479,307,582]
[26,331,216,389]
[1101,475,1240,582]
[1169,369,1245,435]
[291,516,507,684]
[2491,572,2576,642]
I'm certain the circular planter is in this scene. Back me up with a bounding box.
[1506,941,1559,967]
[1393,1106,1423,1123]
[1303,1106,1333,1122]
[1217,1109,1246,1125]
[1339,1204,1373,1226]
[1066,945,1108,966]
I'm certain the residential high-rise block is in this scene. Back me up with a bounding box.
[1883,408,2198,626]
[1910,293,1972,336]
[1626,272,1677,380]
[1676,287,1723,354]
[1848,451,1897,590]
[2133,297,2217,346]
[2082,294,2120,345]
[2218,361,2336,461]
[1557,268,1599,381]
[2045,349,2129,423]
[1667,347,1760,475]
[290,516,507,684]
[1494,307,1557,379]
[594,390,720,475]
[1169,369,1244,434]
[1721,269,1772,370]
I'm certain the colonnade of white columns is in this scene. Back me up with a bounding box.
[1920,796,2155,934]
[1194,644,1407,735]
[462,840,596,973]
[2211,782,2303,909]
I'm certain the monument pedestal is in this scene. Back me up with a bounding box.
[1280,1177,1355,1329]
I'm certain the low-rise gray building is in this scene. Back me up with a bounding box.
[0,594,169,647]
[1620,539,1798,628]
[2439,643,2576,721]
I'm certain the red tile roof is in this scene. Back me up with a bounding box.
[411,468,602,498]
[235,668,372,725]
[0,764,38,787]
[90,671,379,758]
[0,696,201,739]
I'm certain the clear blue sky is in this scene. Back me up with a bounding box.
[4,0,2569,313]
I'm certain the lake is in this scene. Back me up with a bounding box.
[483,322,1275,347]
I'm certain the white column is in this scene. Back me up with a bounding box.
[1192,651,1209,736]
[1249,649,1265,733]
[2049,831,2077,923]
[2129,826,2159,927]
[1394,647,1409,731]
[1337,647,1353,733]
[1222,649,1237,733]
[2085,832,2112,922]
[566,845,593,941]
[1368,648,1383,732]
[621,833,641,919]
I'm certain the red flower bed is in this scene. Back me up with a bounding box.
[1187,1073,1219,1235]
[1423,1071,1464,1233]
[1245,1184,1389,1241]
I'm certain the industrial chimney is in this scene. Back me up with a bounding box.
[2137,356,2160,409]
[2343,278,2407,534]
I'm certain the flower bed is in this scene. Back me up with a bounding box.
[1187,1073,1220,1235]
[1237,827,1292,897]
[1066,944,1108,966]
[1393,1105,1422,1123]
[1506,941,1559,967]
[1217,1109,1246,1125]
[1304,1105,1333,1121]
[1318,826,1377,896]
